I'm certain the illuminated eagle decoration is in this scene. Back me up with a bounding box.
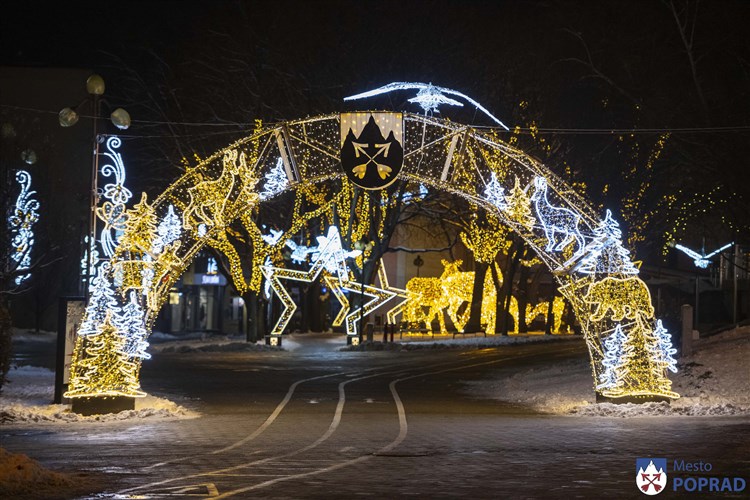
[674,242,733,268]
[344,82,510,130]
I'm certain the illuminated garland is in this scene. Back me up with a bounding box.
[8,170,39,285]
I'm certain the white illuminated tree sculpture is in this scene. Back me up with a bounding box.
[597,323,626,391]
[153,204,182,255]
[116,291,151,360]
[653,319,678,373]
[259,157,288,200]
[483,172,508,211]
[577,210,639,275]
[78,263,120,337]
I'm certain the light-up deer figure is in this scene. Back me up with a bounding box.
[530,177,585,257]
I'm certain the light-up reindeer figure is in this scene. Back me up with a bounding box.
[530,177,585,256]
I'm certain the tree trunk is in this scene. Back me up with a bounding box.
[517,264,530,334]
[464,261,489,333]
[242,290,259,342]
[498,239,522,335]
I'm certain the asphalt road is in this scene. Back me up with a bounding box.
[3,334,750,499]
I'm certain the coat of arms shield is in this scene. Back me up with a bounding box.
[340,112,403,190]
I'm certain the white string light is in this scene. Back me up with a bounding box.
[259,157,288,200]
[8,170,39,285]
[674,242,733,268]
[97,136,132,257]
[344,82,510,129]
[575,209,639,275]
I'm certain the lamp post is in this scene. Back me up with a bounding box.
[59,74,130,298]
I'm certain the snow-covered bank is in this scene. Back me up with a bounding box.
[0,447,100,499]
[0,365,199,424]
[463,326,750,417]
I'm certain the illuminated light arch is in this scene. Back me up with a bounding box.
[67,112,678,402]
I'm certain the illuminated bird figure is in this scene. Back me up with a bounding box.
[344,82,510,130]
[674,242,733,269]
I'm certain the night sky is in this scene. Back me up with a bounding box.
[2,0,750,254]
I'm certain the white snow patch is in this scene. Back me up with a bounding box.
[0,365,199,424]
[0,447,86,498]
[464,326,750,417]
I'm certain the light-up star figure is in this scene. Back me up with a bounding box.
[344,82,510,130]
[674,242,733,268]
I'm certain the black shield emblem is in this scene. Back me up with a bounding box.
[340,112,403,190]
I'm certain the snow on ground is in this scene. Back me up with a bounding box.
[463,326,750,417]
[0,365,199,424]
[0,447,100,499]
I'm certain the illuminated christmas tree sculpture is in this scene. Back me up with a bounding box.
[483,172,508,211]
[653,319,678,373]
[600,319,677,398]
[577,210,639,275]
[116,193,158,293]
[119,193,158,253]
[152,204,182,255]
[78,263,120,337]
[117,291,151,360]
[597,324,626,390]
[65,313,145,398]
[503,176,535,230]
[259,157,288,200]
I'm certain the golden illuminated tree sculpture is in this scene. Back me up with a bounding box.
[65,313,145,398]
[114,193,157,294]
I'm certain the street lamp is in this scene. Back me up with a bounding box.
[59,74,130,297]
